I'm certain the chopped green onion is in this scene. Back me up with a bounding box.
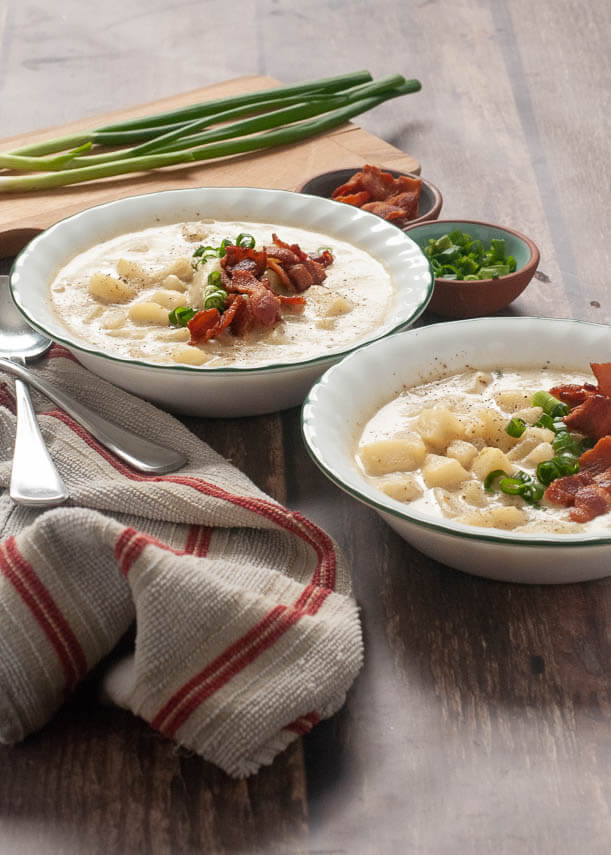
[423,231,518,281]
[505,417,527,438]
[203,274,228,311]
[218,239,233,258]
[236,233,256,249]
[168,306,196,326]
[536,456,580,486]
[531,390,569,418]
[484,469,508,492]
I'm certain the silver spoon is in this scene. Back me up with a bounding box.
[0,276,69,506]
[0,276,188,476]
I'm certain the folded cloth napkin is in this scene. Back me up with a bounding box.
[0,346,363,777]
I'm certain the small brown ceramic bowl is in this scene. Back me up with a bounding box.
[294,166,443,228]
[403,219,540,319]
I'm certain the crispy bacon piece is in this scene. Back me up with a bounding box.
[545,436,611,522]
[578,435,611,473]
[271,233,308,262]
[229,294,254,337]
[311,248,333,267]
[563,394,611,440]
[549,383,597,407]
[264,245,301,266]
[333,191,371,207]
[361,200,409,224]
[221,245,268,277]
[228,269,281,326]
[265,257,294,290]
[330,164,422,226]
[187,308,221,343]
[287,263,315,292]
[590,363,611,396]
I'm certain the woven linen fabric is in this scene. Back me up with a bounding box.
[0,346,363,777]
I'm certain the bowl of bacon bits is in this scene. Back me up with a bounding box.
[295,164,443,229]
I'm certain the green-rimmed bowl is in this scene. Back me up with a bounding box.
[302,317,611,584]
[403,219,540,319]
[9,187,433,417]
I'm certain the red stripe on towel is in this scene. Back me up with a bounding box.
[152,583,329,739]
[0,538,87,692]
[284,711,321,735]
[49,408,337,593]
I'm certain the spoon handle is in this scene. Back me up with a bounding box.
[0,357,187,475]
[10,369,70,507]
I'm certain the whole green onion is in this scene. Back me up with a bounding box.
[0,72,422,192]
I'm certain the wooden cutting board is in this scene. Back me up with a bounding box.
[0,75,420,259]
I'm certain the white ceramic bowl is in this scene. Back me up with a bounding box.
[302,317,611,584]
[9,187,433,417]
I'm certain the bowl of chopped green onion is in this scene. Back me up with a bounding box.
[403,219,540,318]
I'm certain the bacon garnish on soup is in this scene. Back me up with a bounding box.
[545,363,611,521]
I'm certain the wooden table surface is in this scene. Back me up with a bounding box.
[0,1,609,853]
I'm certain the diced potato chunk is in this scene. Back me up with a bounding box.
[446,439,478,469]
[464,371,493,392]
[460,480,489,507]
[379,475,423,503]
[158,327,191,342]
[471,446,512,480]
[465,407,512,448]
[513,406,543,425]
[100,309,127,330]
[522,441,554,467]
[422,454,470,489]
[325,295,353,317]
[434,487,471,517]
[172,344,210,365]
[507,426,555,461]
[316,318,336,330]
[157,257,193,283]
[360,435,427,475]
[458,505,527,530]
[161,274,188,292]
[88,273,136,304]
[414,407,464,452]
[494,389,533,412]
[149,289,186,309]
[116,257,152,286]
[128,301,170,325]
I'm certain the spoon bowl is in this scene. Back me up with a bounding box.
[0,284,53,360]
[0,275,68,506]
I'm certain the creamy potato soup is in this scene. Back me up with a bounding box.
[49,220,395,368]
[357,367,611,534]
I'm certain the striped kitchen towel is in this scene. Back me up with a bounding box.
[0,346,363,777]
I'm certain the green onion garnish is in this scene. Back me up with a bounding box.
[236,233,255,249]
[168,306,197,326]
[505,417,527,438]
[531,390,569,418]
[203,274,228,312]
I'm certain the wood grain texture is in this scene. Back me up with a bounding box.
[1,0,610,853]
